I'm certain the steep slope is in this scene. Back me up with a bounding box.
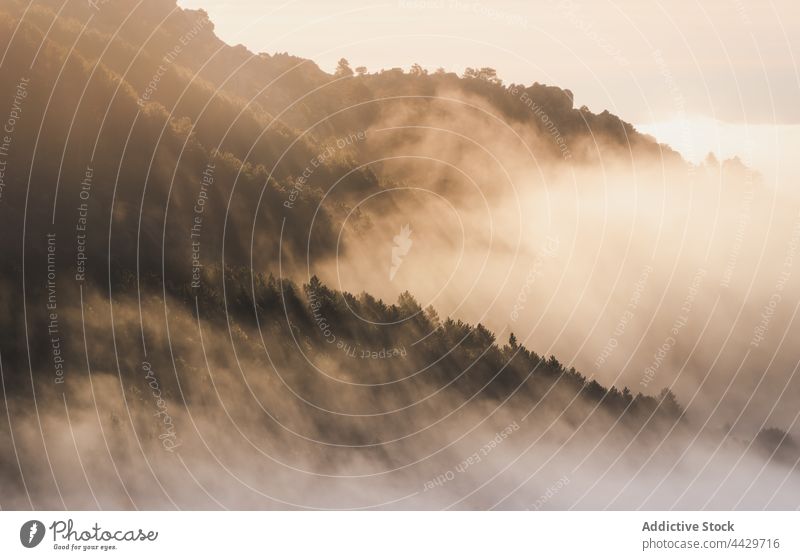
[0,0,794,511]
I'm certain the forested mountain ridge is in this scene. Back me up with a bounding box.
[0,0,795,511]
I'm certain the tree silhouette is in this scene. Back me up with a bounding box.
[410,63,427,76]
[463,66,502,85]
[335,57,354,77]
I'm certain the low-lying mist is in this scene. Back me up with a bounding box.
[1,0,798,511]
[312,91,800,444]
[4,285,798,510]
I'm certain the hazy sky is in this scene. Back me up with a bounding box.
[177,0,799,127]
